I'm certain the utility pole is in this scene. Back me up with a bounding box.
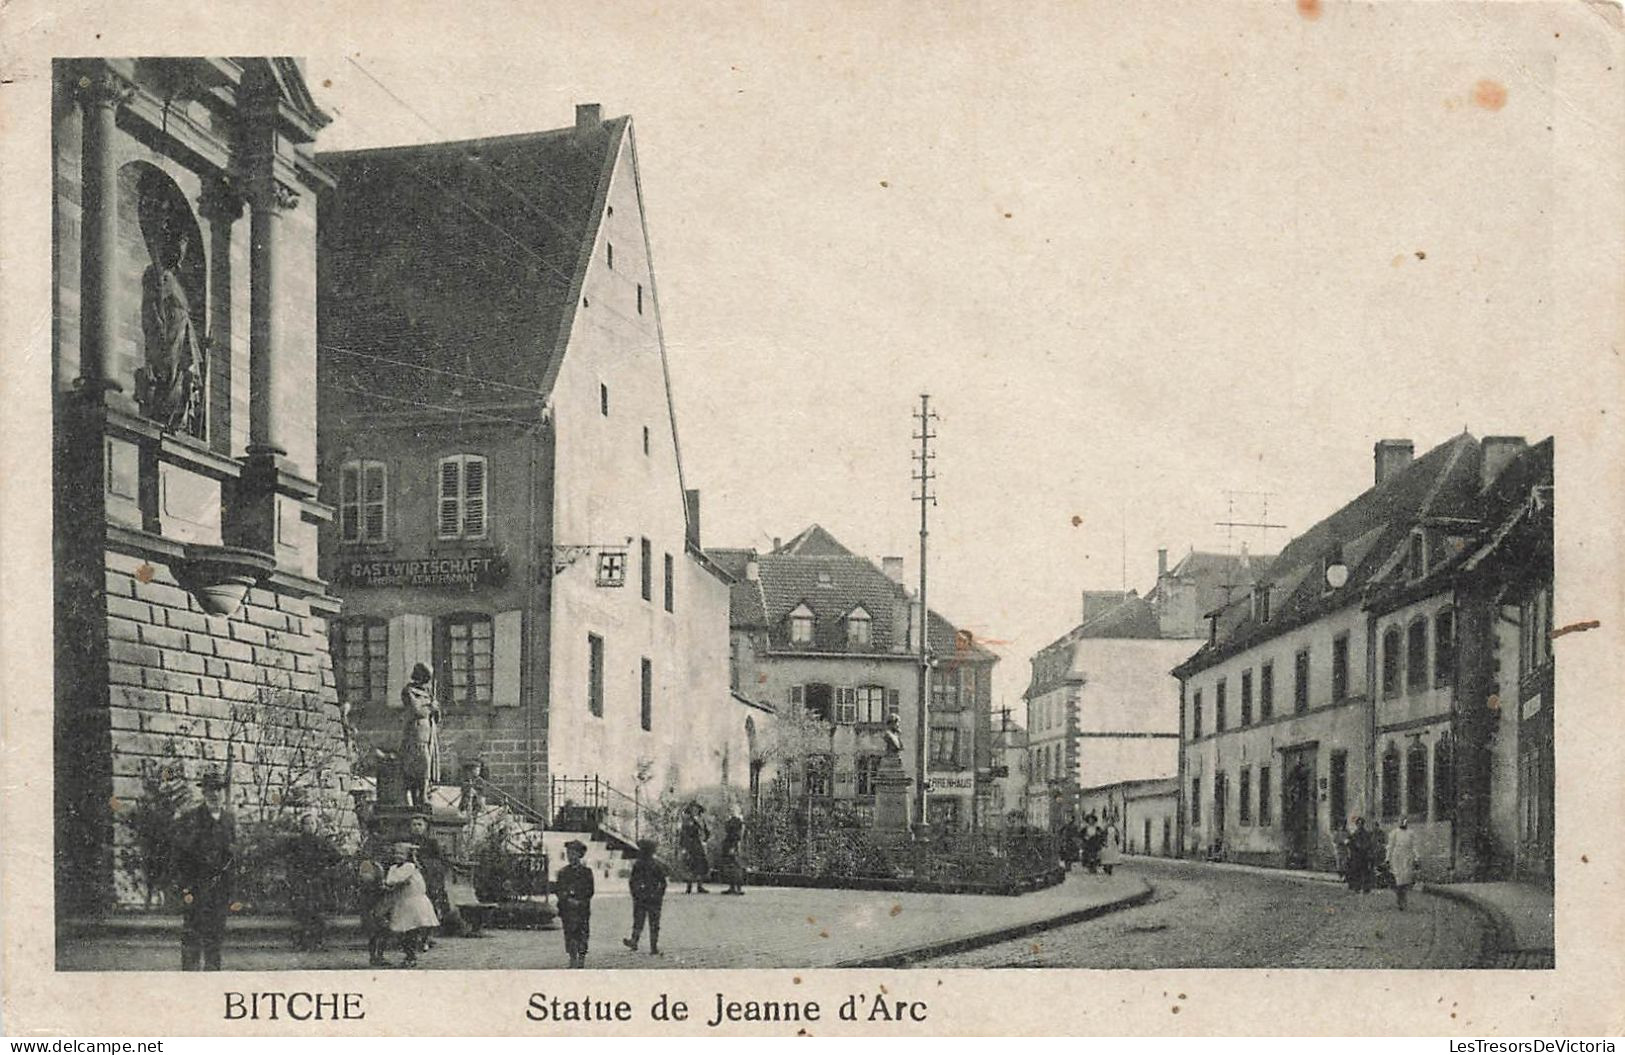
[912,394,937,830]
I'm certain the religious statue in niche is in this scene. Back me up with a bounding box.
[140,223,206,436]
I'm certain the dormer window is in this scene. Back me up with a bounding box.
[1251,585,1271,624]
[846,606,872,648]
[789,604,815,646]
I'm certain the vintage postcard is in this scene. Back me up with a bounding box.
[2,0,1622,1038]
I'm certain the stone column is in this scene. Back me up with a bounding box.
[74,65,136,403]
[197,179,243,454]
[248,179,299,459]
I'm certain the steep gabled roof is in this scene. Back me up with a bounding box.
[319,116,627,414]
[1175,433,1488,676]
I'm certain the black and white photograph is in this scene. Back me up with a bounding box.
[4,0,1621,1039]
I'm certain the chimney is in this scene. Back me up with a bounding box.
[881,556,905,585]
[684,489,701,548]
[1481,435,1528,491]
[744,553,760,581]
[772,537,782,552]
[575,103,603,134]
[1157,547,1169,578]
[1374,439,1415,486]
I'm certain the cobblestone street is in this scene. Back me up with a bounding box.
[57,871,1148,972]
[917,858,1488,968]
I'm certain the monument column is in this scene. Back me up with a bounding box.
[247,179,299,459]
[75,65,136,405]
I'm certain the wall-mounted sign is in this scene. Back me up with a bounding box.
[335,552,509,589]
[926,773,975,791]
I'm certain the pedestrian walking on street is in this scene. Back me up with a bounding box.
[557,839,595,968]
[1099,820,1122,876]
[174,769,235,971]
[622,837,667,956]
[1386,817,1419,910]
[1333,822,1350,878]
[1080,812,1104,874]
[720,805,746,895]
[383,842,439,968]
[679,802,711,894]
[1345,816,1376,894]
[1058,819,1081,871]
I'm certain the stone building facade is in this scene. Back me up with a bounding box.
[318,107,749,816]
[710,526,998,830]
[53,58,352,913]
[1175,434,1554,881]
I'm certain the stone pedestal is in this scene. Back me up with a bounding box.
[873,754,914,832]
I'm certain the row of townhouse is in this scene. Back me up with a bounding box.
[1175,434,1554,884]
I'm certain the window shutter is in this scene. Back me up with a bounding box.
[886,689,900,719]
[492,609,522,707]
[463,457,487,537]
[340,463,360,542]
[363,463,387,541]
[790,685,804,709]
[438,458,462,538]
[386,616,408,707]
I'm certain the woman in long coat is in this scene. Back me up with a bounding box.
[383,843,440,968]
[678,803,711,894]
[1099,820,1123,876]
[1386,817,1420,910]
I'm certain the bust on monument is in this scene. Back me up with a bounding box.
[882,713,904,756]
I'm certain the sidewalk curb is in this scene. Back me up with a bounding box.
[1127,855,1344,886]
[1420,884,1520,968]
[830,879,1155,968]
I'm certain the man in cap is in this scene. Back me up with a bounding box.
[174,768,235,970]
[555,839,595,968]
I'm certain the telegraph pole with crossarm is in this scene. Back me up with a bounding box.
[913,394,937,828]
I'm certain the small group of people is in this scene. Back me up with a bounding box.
[1059,812,1122,876]
[1341,815,1419,909]
[676,801,746,895]
[553,801,748,968]
[357,814,458,969]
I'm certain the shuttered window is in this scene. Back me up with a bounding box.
[339,460,388,543]
[334,618,388,707]
[436,455,489,540]
[437,613,493,707]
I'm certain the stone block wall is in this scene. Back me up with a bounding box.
[96,548,355,906]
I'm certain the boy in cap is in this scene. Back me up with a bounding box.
[174,768,235,970]
[622,838,667,955]
[556,839,595,968]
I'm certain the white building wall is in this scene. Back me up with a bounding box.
[1181,603,1374,866]
[545,130,733,802]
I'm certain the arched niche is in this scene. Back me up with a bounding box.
[117,161,208,439]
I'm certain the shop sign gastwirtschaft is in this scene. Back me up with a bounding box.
[335,552,509,589]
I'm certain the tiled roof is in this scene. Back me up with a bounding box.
[319,117,624,414]
[706,526,994,663]
[1174,432,1499,676]
[707,547,769,628]
[1076,592,1162,640]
